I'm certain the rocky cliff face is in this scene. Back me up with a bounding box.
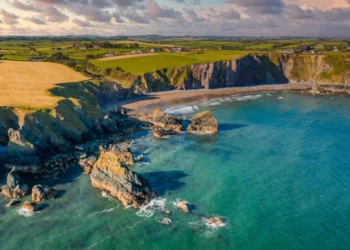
[138,54,350,92]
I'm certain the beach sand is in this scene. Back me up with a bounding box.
[114,84,312,112]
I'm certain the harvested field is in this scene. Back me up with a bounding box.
[0,61,88,108]
[98,53,157,61]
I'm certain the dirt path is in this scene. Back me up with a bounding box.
[98,53,157,61]
[109,84,312,112]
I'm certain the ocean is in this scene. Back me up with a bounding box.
[1,92,349,250]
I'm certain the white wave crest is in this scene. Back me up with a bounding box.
[18,208,35,217]
[136,197,167,217]
[236,94,262,101]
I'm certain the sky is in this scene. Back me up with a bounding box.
[0,0,349,37]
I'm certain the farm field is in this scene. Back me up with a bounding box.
[90,50,251,75]
[0,61,88,108]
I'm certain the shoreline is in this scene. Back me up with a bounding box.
[112,83,312,112]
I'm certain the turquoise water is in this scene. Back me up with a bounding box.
[1,92,350,250]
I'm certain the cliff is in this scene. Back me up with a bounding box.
[96,54,349,93]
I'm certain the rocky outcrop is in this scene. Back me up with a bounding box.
[1,168,29,198]
[177,202,191,213]
[152,108,184,132]
[187,111,218,134]
[151,126,167,138]
[32,185,56,202]
[90,151,156,208]
[21,201,36,213]
[79,156,97,174]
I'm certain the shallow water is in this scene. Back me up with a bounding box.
[1,92,350,250]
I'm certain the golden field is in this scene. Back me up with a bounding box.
[0,61,88,108]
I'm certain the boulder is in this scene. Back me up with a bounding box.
[21,201,36,213]
[206,217,224,225]
[151,126,167,138]
[165,210,172,215]
[177,202,191,213]
[160,218,172,225]
[90,151,156,208]
[32,185,57,202]
[152,108,183,133]
[187,111,218,134]
[107,143,134,165]
[1,168,29,198]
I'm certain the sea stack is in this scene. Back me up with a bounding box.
[151,108,184,138]
[187,111,218,134]
[1,168,29,198]
[90,151,156,208]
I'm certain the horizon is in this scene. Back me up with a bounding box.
[0,0,349,37]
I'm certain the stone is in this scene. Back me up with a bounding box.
[79,156,97,174]
[21,201,36,213]
[165,210,172,215]
[107,143,134,165]
[32,185,57,202]
[161,218,172,225]
[177,202,191,213]
[137,155,143,161]
[90,151,156,208]
[1,168,29,198]
[6,199,20,207]
[152,108,183,133]
[187,111,218,134]
[206,217,224,225]
[151,126,167,138]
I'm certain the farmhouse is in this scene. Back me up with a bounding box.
[151,48,161,53]
[79,46,87,50]
[93,45,100,49]
[104,53,115,57]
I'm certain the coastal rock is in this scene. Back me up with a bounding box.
[206,217,224,225]
[21,201,36,213]
[79,156,97,174]
[187,111,218,134]
[90,151,156,208]
[165,210,172,215]
[177,202,191,213]
[106,143,134,165]
[1,168,29,198]
[161,218,172,225]
[6,199,20,207]
[32,185,57,202]
[152,108,183,133]
[151,126,167,138]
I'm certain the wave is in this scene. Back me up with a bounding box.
[164,105,197,115]
[88,208,117,217]
[235,94,262,101]
[136,197,166,217]
[18,208,36,217]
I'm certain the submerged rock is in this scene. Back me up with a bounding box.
[177,202,191,213]
[32,185,56,202]
[90,151,156,208]
[187,111,218,134]
[1,168,29,198]
[206,217,224,225]
[160,218,172,225]
[6,199,20,207]
[20,201,36,214]
[152,108,183,133]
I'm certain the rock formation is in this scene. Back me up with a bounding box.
[21,201,36,213]
[151,108,183,138]
[187,111,218,134]
[90,151,156,208]
[1,168,29,198]
[32,185,57,202]
[206,217,224,225]
[79,156,97,174]
[177,202,191,213]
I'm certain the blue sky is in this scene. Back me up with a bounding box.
[0,0,349,37]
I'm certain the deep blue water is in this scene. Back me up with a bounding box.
[0,92,350,250]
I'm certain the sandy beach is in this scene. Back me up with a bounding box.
[117,84,312,111]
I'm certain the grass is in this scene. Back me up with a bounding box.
[0,54,33,61]
[0,61,88,108]
[245,44,275,50]
[90,50,251,75]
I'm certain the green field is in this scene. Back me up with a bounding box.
[90,50,251,75]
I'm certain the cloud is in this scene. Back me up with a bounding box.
[123,10,149,24]
[286,4,316,19]
[24,16,46,25]
[7,0,42,12]
[184,8,205,22]
[0,9,19,25]
[230,0,285,15]
[41,6,69,22]
[144,0,183,20]
[72,18,91,27]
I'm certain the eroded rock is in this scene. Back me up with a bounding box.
[1,168,29,198]
[151,126,167,138]
[79,156,97,174]
[20,201,36,214]
[187,111,218,134]
[90,151,156,208]
[152,108,183,133]
[32,185,56,202]
[177,202,191,213]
